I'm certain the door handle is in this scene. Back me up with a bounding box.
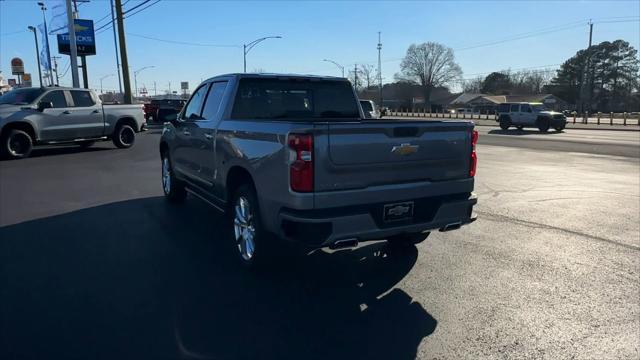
[91,109,100,114]
[204,133,213,140]
[183,130,191,136]
[62,110,71,114]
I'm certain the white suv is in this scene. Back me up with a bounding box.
[496,102,567,132]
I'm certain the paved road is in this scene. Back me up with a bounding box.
[1,129,638,359]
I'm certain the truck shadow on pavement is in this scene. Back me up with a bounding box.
[488,129,563,136]
[0,196,436,360]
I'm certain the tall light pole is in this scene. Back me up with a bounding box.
[37,2,54,86]
[109,0,123,94]
[243,36,282,73]
[28,26,44,87]
[134,66,155,98]
[323,59,345,77]
[377,31,382,106]
[100,74,114,94]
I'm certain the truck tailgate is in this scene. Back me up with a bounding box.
[315,120,474,191]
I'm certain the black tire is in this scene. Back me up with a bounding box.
[78,141,95,148]
[1,129,33,160]
[387,232,430,247]
[161,152,187,203]
[231,183,269,268]
[537,117,550,133]
[112,124,136,148]
[499,116,511,130]
[516,125,524,130]
[554,125,565,132]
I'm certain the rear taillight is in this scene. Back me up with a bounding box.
[288,133,314,192]
[470,130,478,177]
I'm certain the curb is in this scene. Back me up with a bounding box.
[472,121,640,132]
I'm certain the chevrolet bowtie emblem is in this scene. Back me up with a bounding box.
[391,143,419,155]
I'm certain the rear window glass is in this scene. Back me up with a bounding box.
[70,91,95,107]
[360,101,373,112]
[497,104,510,113]
[231,78,359,120]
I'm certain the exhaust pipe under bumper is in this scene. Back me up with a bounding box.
[330,238,359,250]
[439,222,462,232]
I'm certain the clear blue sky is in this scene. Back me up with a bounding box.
[1,0,639,93]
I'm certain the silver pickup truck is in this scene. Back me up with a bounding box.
[159,74,477,267]
[0,87,145,159]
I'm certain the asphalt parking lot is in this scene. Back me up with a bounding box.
[1,127,639,359]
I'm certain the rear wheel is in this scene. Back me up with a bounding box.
[1,129,33,160]
[516,125,524,130]
[387,232,430,247]
[161,153,186,203]
[554,124,565,132]
[499,116,511,130]
[231,184,269,267]
[112,124,136,148]
[537,118,550,133]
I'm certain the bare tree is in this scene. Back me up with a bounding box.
[396,42,462,110]
[463,76,484,93]
[359,64,375,89]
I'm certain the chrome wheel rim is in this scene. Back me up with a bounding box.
[120,127,134,145]
[234,196,256,261]
[162,157,171,194]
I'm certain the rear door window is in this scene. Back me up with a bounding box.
[510,104,520,112]
[201,82,228,120]
[231,78,360,120]
[70,91,95,107]
[40,90,68,108]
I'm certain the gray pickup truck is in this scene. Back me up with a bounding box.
[159,74,477,266]
[0,87,145,159]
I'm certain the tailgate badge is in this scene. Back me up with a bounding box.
[391,143,419,156]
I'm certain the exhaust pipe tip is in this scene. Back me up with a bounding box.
[439,222,462,232]
[330,238,359,250]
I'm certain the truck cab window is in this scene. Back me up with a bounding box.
[201,82,228,120]
[70,91,95,107]
[40,91,67,108]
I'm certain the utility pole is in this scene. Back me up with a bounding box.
[578,20,593,114]
[354,64,358,92]
[109,0,123,94]
[115,0,132,104]
[377,31,382,106]
[72,0,89,89]
[52,56,60,85]
[65,0,80,87]
[153,81,157,96]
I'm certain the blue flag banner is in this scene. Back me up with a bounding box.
[46,0,68,35]
[38,24,51,72]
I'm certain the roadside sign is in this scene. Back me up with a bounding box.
[11,58,24,75]
[22,73,32,87]
[8,79,17,86]
[57,19,96,56]
[181,82,189,90]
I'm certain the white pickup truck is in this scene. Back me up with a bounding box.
[0,87,145,159]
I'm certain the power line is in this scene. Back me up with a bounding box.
[1,29,27,36]
[124,0,161,18]
[126,32,240,48]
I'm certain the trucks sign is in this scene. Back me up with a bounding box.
[57,19,96,56]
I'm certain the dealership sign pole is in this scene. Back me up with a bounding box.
[65,0,79,87]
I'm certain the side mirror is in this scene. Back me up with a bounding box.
[37,101,53,112]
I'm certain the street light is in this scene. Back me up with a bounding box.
[133,66,155,98]
[28,26,44,87]
[243,36,282,73]
[37,2,54,86]
[100,74,115,94]
[322,59,345,77]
